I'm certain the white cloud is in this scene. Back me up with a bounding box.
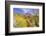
[23,9,28,13]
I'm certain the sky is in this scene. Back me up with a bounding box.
[13,8,39,15]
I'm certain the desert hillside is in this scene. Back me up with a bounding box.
[13,13,39,27]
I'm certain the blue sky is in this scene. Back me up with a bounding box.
[13,8,39,15]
